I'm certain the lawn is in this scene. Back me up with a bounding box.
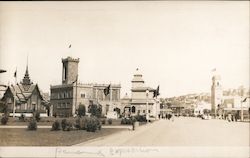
[4,117,130,126]
[0,128,124,146]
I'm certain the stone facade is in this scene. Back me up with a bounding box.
[50,56,121,117]
[121,69,160,118]
[211,75,223,115]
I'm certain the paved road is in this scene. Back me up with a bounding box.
[76,117,250,146]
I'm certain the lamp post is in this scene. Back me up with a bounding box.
[146,89,149,123]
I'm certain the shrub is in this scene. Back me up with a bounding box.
[121,117,133,125]
[78,104,86,117]
[1,115,8,125]
[86,116,101,132]
[51,120,60,131]
[134,115,146,122]
[88,103,102,118]
[61,119,73,131]
[61,119,67,131]
[28,119,37,130]
[19,113,25,122]
[101,119,106,125]
[75,116,88,130]
[108,119,112,125]
[35,112,41,122]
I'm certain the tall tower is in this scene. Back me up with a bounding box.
[62,57,79,84]
[211,75,223,115]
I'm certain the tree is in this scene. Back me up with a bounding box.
[88,103,102,118]
[78,104,86,117]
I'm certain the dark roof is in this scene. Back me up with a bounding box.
[2,84,45,103]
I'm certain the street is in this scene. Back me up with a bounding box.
[76,117,249,146]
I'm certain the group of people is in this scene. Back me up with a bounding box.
[226,113,240,122]
[158,113,175,121]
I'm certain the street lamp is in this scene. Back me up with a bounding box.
[146,89,149,123]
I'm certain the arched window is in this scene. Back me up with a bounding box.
[132,106,136,113]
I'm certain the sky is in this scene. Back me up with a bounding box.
[0,1,249,98]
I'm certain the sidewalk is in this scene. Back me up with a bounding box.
[74,120,160,146]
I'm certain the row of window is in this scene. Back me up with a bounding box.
[57,103,71,109]
[131,106,150,114]
[51,91,73,99]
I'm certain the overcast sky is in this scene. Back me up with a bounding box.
[0,1,249,98]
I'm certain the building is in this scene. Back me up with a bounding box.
[50,57,121,117]
[1,65,49,117]
[194,101,211,116]
[211,75,223,115]
[121,69,160,118]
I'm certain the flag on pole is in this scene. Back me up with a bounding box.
[72,75,78,84]
[104,84,111,96]
[153,85,160,98]
[242,97,247,102]
[14,69,17,78]
[211,68,216,72]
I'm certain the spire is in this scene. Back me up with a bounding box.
[22,55,32,86]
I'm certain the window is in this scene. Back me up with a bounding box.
[57,103,61,109]
[132,106,136,113]
[66,103,70,108]
[143,110,145,113]
[81,93,85,98]
[148,110,151,113]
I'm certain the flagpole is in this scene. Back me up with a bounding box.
[13,67,17,118]
[73,75,78,117]
[11,84,16,118]
[110,82,112,111]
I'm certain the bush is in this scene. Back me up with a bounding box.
[121,117,133,125]
[108,119,112,125]
[28,119,37,130]
[88,103,102,118]
[19,113,25,122]
[86,116,101,132]
[1,115,8,125]
[75,116,88,130]
[51,120,60,131]
[35,112,41,122]
[61,119,73,131]
[101,119,106,125]
[61,119,67,131]
[134,115,146,122]
[78,104,86,117]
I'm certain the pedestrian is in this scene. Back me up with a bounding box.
[171,114,175,122]
[227,113,231,122]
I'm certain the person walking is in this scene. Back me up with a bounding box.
[171,113,175,122]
